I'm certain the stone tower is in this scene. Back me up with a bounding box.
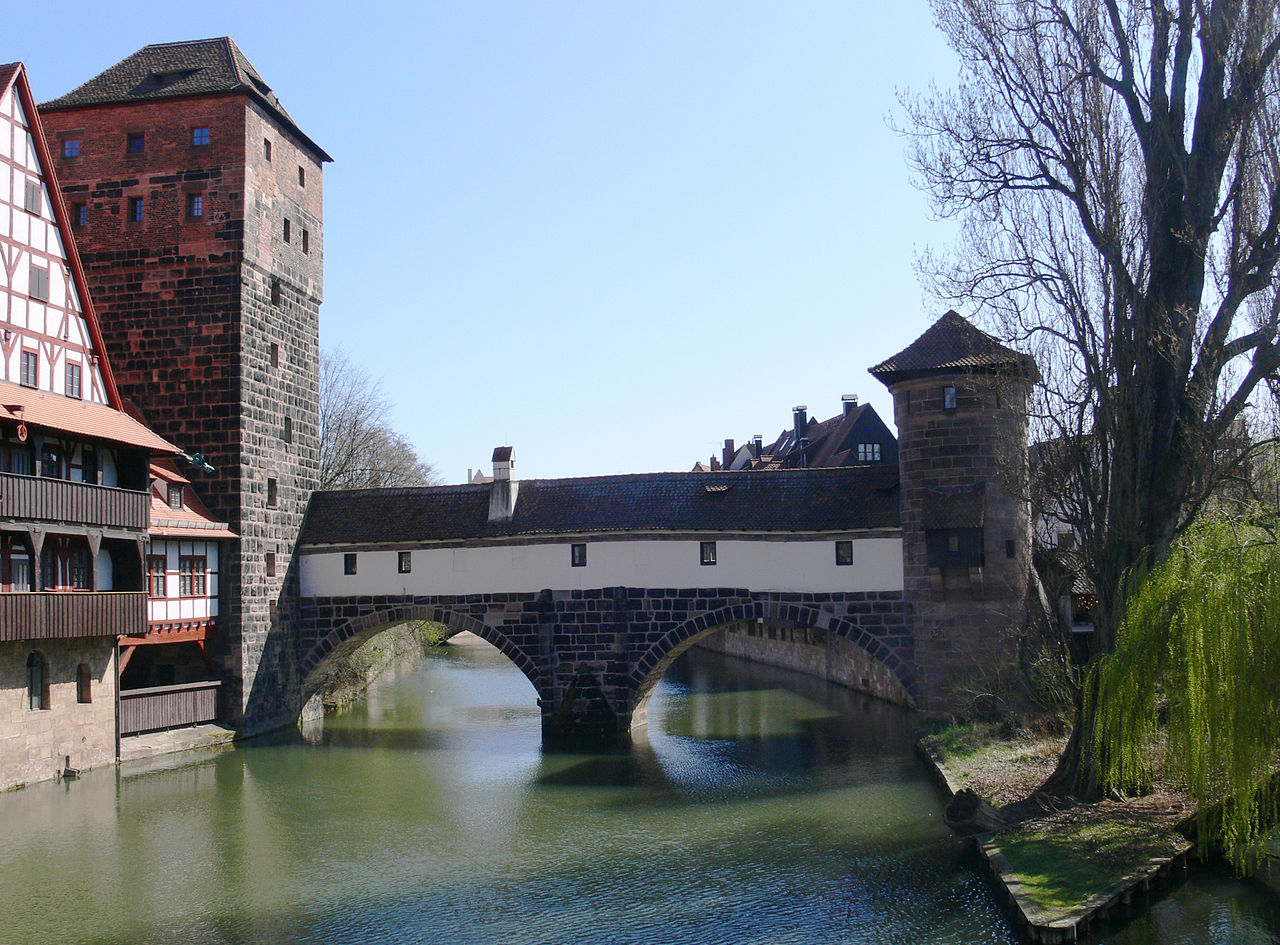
[869,311,1037,714]
[39,39,331,727]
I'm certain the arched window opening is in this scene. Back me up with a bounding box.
[27,652,49,710]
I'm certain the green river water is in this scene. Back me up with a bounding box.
[1,636,1277,945]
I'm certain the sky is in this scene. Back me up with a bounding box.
[12,1,963,483]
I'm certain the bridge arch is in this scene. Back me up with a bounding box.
[297,603,547,718]
[628,600,914,730]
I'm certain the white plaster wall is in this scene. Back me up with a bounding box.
[301,535,904,597]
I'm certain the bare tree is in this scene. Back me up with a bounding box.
[319,348,439,490]
[903,0,1280,794]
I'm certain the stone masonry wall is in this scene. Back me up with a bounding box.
[0,638,116,791]
[891,373,1033,715]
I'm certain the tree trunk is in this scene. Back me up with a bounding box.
[1041,668,1105,800]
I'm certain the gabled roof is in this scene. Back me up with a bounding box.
[149,460,236,538]
[39,38,331,163]
[300,466,902,546]
[869,310,1037,385]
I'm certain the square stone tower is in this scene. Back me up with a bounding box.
[39,39,331,727]
[870,311,1038,715]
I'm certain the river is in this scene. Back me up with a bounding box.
[0,635,1277,945]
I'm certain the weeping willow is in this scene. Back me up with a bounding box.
[1091,516,1280,870]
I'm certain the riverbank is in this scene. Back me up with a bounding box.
[920,722,1194,943]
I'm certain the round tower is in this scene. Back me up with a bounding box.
[869,310,1038,715]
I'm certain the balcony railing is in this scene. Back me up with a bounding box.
[0,591,146,642]
[0,472,149,531]
[120,680,221,736]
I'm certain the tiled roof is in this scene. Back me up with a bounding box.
[869,310,1037,385]
[0,381,178,454]
[149,460,235,538]
[39,38,331,162]
[301,466,901,546]
[0,63,21,97]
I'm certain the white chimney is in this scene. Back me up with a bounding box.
[489,446,518,521]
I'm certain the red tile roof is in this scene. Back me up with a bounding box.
[149,460,235,538]
[0,381,178,454]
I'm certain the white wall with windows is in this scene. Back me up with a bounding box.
[300,534,904,598]
[146,539,220,624]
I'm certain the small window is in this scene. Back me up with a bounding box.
[41,445,63,479]
[81,447,98,485]
[948,533,960,554]
[24,180,41,214]
[72,202,87,227]
[283,415,293,443]
[263,138,272,161]
[191,127,210,147]
[835,540,853,566]
[943,386,957,411]
[267,477,278,508]
[700,541,717,566]
[76,663,92,704]
[65,362,82,399]
[1006,539,1016,559]
[167,483,184,509]
[298,166,305,187]
[187,193,204,218]
[62,138,80,158]
[270,278,281,306]
[265,552,277,578]
[344,553,357,575]
[128,196,144,222]
[269,342,279,367]
[9,554,30,590]
[180,556,207,595]
[27,652,48,711]
[147,555,167,597]
[29,265,49,302]
[71,548,92,590]
[283,218,291,243]
[571,543,586,567]
[126,132,145,153]
[301,229,309,254]
[20,350,38,388]
[398,551,412,574]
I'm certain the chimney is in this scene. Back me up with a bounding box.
[752,434,763,459]
[467,468,473,483]
[488,446,518,522]
[793,406,809,467]
[722,438,735,470]
[842,393,859,416]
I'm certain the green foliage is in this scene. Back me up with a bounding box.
[1092,516,1280,869]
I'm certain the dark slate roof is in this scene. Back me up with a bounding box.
[39,38,331,162]
[869,310,1037,385]
[300,466,901,546]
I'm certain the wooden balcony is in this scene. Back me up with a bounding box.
[0,472,149,531]
[120,680,221,736]
[0,591,146,642]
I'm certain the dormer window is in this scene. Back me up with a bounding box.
[167,484,184,509]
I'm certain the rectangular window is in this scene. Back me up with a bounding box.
[700,541,717,566]
[264,138,272,161]
[398,551,412,574]
[267,477,278,507]
[41,445,62,479]
[301,229,309,254]
[72,202,87,227]
[265,552,277,578]
[29,265,48,302]
[283,218,291,243]
[20,350,38,388]
[180,556,207,596]
[126,132,145,153]
[269,342,279,367]
[943,386,957,411]
[10,555,30,591]
[24,180,41,214]
[62,138,79,158]
[298,166,306,187]
[344,553,358,575]
[77,663,92,704]
[571,543,587,567]
[65,362,82,399]
[191,127,210,147]
[167,483,184,509]
[856,443,882,463]
[187,193,204,218]
[270,278,281,306]
[71,549,92,590]
[835,540,854,567]
[128,197,144,222]
[81,448,98,485]
[283,415,292,443]
[1006,539,1016,559]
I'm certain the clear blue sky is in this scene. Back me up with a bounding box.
[14,1,961,482]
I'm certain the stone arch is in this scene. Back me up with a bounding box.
[627,600,914,728]
[297,603,547,718]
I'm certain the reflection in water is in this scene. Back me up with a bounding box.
[0,635,1275,945]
